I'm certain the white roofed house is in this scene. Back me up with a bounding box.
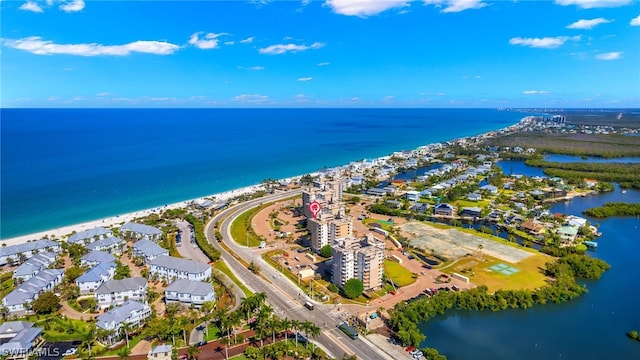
[132,239,169,264]
[0,239,60,267]
[2,269,64,315]
[120,222,163,242]
[148,344,172,360]
[76,262,116,294]
[164,279,215,308]
[148,256,211,282]
[96,300,151,345]
[80,250,117,268]
[67,226,113,245]
[95,277,148,309]
[12,252,57,283]
[0,321,43,359]
[86,236,126,255]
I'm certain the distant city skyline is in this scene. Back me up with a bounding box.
[2,0,639,108]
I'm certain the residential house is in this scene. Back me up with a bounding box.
[12,252,57,283]
[0,322,43,359]
[0,239,60,267]
[385,200,402,209]
[558,226,578,243]
[86,236,125,255]
[164,279,215,308]
[132,239,169,263]
[349,176,365,187]
[566,215,588,229]
[148,344,172,360]
[466,193,482,201]
[148,256,211,282]
[67,227,113,245]
[76,262,116,294]
[434,203,455,216]
[460,207,482,218]
[365,188,387,197]
[519,220,546,236]
[120,222,163,242]
[80,250,117,268]
[95,277,148,309]
[410,203,430,214]
[405,191,420,202]
[96,300,151,345]
[2,269,64,314]
[583,178,598,188]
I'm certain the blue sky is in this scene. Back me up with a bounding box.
[2,0,639,108]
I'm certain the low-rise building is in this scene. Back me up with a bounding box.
[405,191,420,202]
[2,269,64,314]
[558,226,578,243]
[67,227,113,245]
[148,256,211,282]
[120,222,163,242]
[132,239,169,263]
[76,262,116,294]
[0,239,60,267]
[12,252,57,283]
[96,300,151,345]
[86,236,126,255]
[95,277,148,309]
[434,203,455,216]
[148,344,172,360]
[0,322,43,359]
[164,279,214,307]
[80,250,117,268]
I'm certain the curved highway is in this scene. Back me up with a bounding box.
[204,190,393,360]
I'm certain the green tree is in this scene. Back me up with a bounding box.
[319,245,332,258]
[343,278,364,299]
[114,261,131,280]
[117,346,131,360]
[187,344,200,359]
[64,265,85,283]
[32,291,60,314]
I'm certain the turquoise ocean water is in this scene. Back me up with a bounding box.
[0,108,526,239]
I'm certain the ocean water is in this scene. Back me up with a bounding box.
[1,108,526,239]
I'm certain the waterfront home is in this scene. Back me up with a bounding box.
[95,277,148,309]
[466,193,482,201]
[558,226,578,243]
[132,239,169,263]
[0,239,60,267]
[410,203,430,214]
[406,191,420,202]
[2,269,64,314]
[80,250,117,267]
[0,322,43,358]
[460,207,482,218]
[164,279,215,308]
[86,236,125,255]
[67,226,113,245]
[120,222,163,242]
[148,344,173,360]
[434,203,455,216]
[583,178,598,188]
[382,185,398,195]
[566,215,588,228]
[366,188,387,197]
[76,262,116,294]
[519,220,546,236]
[385,200,402,209]
[12,252,57,283]
[148,256,211,282]
[545,189,568,198]
[96,300,151,345]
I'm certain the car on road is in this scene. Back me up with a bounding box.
[196,340,207,347]
[62,348,77,356]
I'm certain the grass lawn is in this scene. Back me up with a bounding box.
[203,324,221,342]
[230,206,266,247]
[454,199,492,209]
[384,259,417,287]
[214,261,253,297]
[37,316,91,342]
[440,254,551,292]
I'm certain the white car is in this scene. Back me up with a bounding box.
[62,347,77,356]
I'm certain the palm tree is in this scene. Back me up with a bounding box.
[120,322,132,348]
[303,321,321,351]
[266,316,280,344]
[117,346,131,359]
[82,324,96,356]
[279,318,293,343]
[220,335,233,360]
[179,315,191,344]
[187,344,200,360]
[291,319,301,347]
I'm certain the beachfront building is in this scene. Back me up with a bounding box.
[96,300,151,345]
[95,277,148,309]
[148,344,173,360]
[0,321,43,359]
[331,234,385,291]
[2,269,64,314]
[67,227,113,245]
[120,222,163,242]
[132,239,169,263]
[86,236,126,255]
[308,209,353,254]
[76,262,116,294]
[164,279,214,308]
[80,250,117,267]
[148,256,211,282]
[0,239,60,267]
[12,252,58,283]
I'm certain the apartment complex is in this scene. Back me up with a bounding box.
[303,178,352,253]
[331,234,385,291]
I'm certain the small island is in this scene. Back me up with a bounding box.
[627,330,640,342]
[583,202,640,218]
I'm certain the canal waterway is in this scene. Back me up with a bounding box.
[418,161,640,359]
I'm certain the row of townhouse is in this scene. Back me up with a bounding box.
[12,252,57,283]
[132,239,169,263]
[0,240,61,267]
[67,227,113,245]
[120,222,163,242]
[67,223,161,248]
[96,300,152,345]
[95,277,148,309]
[2,269,64,314]
[164,279,215,308]
[76,262,117,294]
[148,256,211,282]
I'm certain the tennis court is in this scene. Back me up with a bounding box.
[488,263,520,275]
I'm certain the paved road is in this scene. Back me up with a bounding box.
[205,190,394,360]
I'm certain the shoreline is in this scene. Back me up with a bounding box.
[1,116,531,246]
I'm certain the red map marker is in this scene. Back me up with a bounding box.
[309,201,322,219]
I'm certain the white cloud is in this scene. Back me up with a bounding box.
[424,0,487,13]
[297,77,313,81]
[20,1,43,12]
[317,62,330,66]
[631,15,640,26]
[59,0,85,13]
[95,92,110,97]
[238,66,265,71]
[233,94,269,103]
[523,90,550,95]
[554,0,631,8]
[596,51,623,60]
[240,37,255,44]
[224,41,235,46]
[325,0,410,17]
[567,18,612,29]
[259,42,324,55]
[188,32,228,50]
[3,36,180,56]
[509,35,580,49]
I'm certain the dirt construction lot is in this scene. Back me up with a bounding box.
[401,221,533,263]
